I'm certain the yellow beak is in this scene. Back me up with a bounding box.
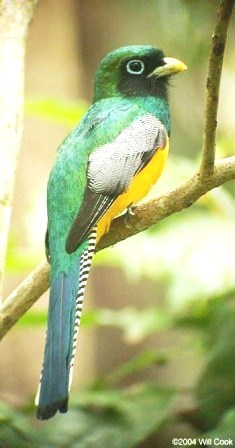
[148,57,187,78]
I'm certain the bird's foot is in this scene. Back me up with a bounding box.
[124,203,135,229]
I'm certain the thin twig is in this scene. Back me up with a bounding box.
[0,156,234,341]
[0,261,49,339]
[200,0,235,176]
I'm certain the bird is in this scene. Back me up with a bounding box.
[35,45,186,420]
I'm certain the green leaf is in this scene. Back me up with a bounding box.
[97,349,168,387]
[25,97,89,126]
[17,310,47,328]
[0,402,36,448]
[5,234,41,272]
[196,308,235,430]
[205,408,235,441]
[82,307,172,343]
[0,385,176,448]
[68,384,176,448]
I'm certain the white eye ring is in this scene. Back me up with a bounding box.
[126,59,145,75]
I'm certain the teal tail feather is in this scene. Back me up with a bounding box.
[36,229,96,420]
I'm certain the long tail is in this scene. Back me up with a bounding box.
[36,228,97,420]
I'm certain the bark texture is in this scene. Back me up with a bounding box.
[0,0,38,300]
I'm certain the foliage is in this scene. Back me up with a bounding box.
[0,385,176,448]
[205,409,235,442]
[25,97,89,127]
[196,306,235,430]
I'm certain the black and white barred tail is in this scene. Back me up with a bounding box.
[36,227,97,420]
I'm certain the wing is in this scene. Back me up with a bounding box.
[66,113,167,253]
[45,228,51,262]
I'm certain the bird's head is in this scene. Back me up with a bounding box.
[93,45,187,102]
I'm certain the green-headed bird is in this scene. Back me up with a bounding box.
[36,45,186,419]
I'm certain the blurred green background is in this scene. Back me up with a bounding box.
[1,0,235,446]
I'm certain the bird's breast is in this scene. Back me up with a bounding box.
[96,138,169,242]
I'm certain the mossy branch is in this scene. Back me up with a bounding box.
[0,0,234,341]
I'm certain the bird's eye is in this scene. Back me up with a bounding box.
[126,59,145,75]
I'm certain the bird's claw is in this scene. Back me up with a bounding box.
[124,203,135,228]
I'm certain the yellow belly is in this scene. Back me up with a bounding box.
[96,139,169,243]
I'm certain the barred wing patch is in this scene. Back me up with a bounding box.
[66,114,167,253]
[88,113,167,195]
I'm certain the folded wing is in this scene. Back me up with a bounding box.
[66,113,167,253]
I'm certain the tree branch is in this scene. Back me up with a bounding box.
[200,0,235,176]
[0,156,234,341]
[98,156,235,250]
[0,261,49,340]
[0,0,38,301]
